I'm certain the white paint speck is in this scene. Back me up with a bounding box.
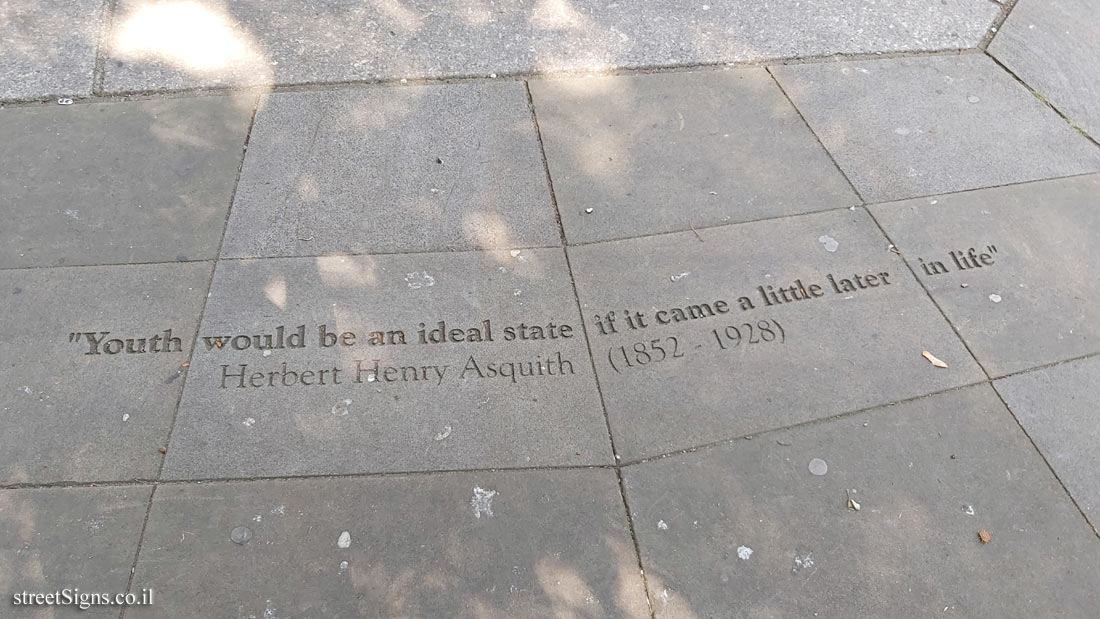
[657,520,668,530]
[253,514,262,522]
[471,487,497,518]
[64,209,80,219]
[809,458,829,476]
[404,271,435,289]
[331,399,351,415]
[963,505,975,516]
[737,546,753,560]
[818,235,839,252]
[967,95,981,104]
[989,294,1002,303]
[337,531,351,548]
[270,505,285,515]
[338,560,349,572]
[794,552,813,570]
[262,600,279,619]
[243,417,256,427]
[262,349,272,357]
[670,272,690,282]
[122,414,130,422]
[434,425,452,441]
[22,386,32,395]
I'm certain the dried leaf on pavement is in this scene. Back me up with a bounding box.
[922,350,948,368]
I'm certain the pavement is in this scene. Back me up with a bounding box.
[3,1,1100,617]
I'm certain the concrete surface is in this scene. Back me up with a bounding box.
[3,1,1100,616]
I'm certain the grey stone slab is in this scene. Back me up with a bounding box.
[0,485,152,618]
[220,84,559,258]
[129,469,648,618]
[0,0,104,100]
[622,385,1100,618]
[771,54,1100,203]
[163,249,611,479]
[102,0,999,92]
[529,69,859,244]
[569,207,985,462]
[990,0,1100,138]
[0,95,253,268]
[871,174,1100,377]
[0,262,211,484]
[995,355,1100,524]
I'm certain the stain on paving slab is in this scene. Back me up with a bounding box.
[871,173,1100,377]
[529,68,858,243]
[128,469,649,618]
[568,207,984,462]
[219,83,559,258]
[995,355,1100,527]
[0,95,254,268]
[162,249,612,480]
[0,263,210,484]
[0,485,152,619]
[622,385,1100,618]
[770,54,1100,203]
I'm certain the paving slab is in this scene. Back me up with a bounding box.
[990,0,1100,138]
[129,469,648,618]
[0,485,152,618]
[0,95,253,269]
[529,69,858,243]
[163,249,611,480]
[568,208,984,462]
[0,0,104,100]
[0,263,211,484]
[622,385,1100,618]
[871,174,1100,377]
[220,84,559,258]
[995,355,1100,524]
[102,0,999,92]
[770,54,1100,203]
